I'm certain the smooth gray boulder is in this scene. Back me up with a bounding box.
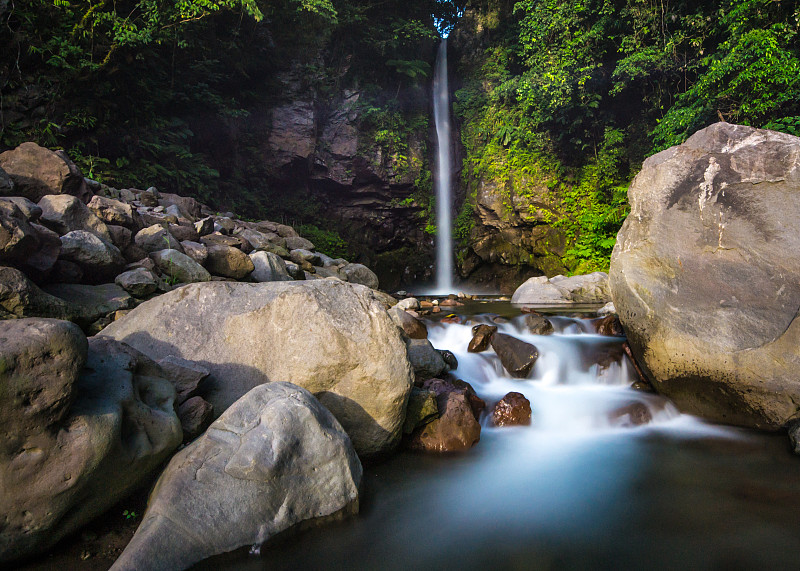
[0,335,182,563]
[38,194,111,241]
[151,248,211,283]
[610,122,800,430]
[59,230,126,282]
[100,280,413,456]
[511,272,610,305]
[110,382,361,571]
[249,250,292,282]
[341,263,379,290]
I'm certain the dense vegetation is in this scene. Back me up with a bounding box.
[454,0,800,272]
[2,0,798,274]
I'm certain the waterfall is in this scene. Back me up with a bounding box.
[433,39,454,293]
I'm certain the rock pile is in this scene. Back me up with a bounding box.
[0,142,380,334]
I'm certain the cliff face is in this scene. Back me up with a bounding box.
[259,65,435,291]
[449,2,570,293]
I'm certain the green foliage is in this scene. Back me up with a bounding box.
[296,224,350,259]
[122,510,138,520]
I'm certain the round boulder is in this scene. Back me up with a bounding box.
[610,122,800,429]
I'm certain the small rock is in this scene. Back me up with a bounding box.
[204,244,255,279]
[437,349,458,371]
[789,421,800,456]
[167,223,199,243]
[406,338,448,379]
[396,297,420,311]
[609,401,653,427]
[407,379,482,453]
[491,333,539,378]
[115,268,159,298]
[525,312,554,335]
[595,315,625,337]
[194,217,214,237]
[289,248,322,266]
[59,230,126,283]
[151,249,211,284]
[156,355,210,404]
[597,301,616,316]
[250,251,292,282]
[134,224,184,254]
[177,396,214,441]
[491,392,532,427]
[285,235,314,250]
[213,216,236,235]
[341,263,379,290]
[284,260,304,280]
[468,324,497,352]
[180,240,207,265]
[403,387,438,434]
[87,195,140,229]
[388,307,428,339]
[1,196,42,221]
[200,232,248,251]
[106,224,133,250]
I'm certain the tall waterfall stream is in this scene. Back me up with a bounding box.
[433,39,454,293]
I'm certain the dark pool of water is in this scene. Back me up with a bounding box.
[194,304,800,571]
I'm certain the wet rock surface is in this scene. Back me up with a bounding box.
[491,333,539,378]
[407,379,484,453]
[468,323,497,352]
[491,392,532,427]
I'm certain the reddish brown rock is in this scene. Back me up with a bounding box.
[0,142,90,202]
[468,324,497,352]
[492,392,532,427]
[595,315,624,337]
[407,378,484,452]
[491,333,539,378]
[440,315,461,324]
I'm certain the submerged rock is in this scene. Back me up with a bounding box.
[110,383,361,571]
[610,122,800,429]
[100,280,413,456]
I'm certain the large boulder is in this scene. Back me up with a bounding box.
[407,379,482,453]
[609,122,800,430]
[43,283,132,326]
[38,194,112,242]
[0,266,76,320]
[110,382,361,571]
[100,280,414,455]
[0,335,182,563]
[511,272,610,305]
[0,319,87,449]
[59,230,126,283]
[0,142,90,203]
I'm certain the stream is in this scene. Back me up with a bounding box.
[195,300,800,571]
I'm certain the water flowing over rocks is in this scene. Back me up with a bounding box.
[610,122,800,429]
[100,280,413,456]
[0,330,182,563]
[110,382,362,571]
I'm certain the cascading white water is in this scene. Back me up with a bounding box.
[433,39,453,293]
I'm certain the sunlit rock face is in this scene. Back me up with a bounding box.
[610,122,800,430]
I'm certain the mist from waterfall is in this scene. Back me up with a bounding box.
[433,39,453,293]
